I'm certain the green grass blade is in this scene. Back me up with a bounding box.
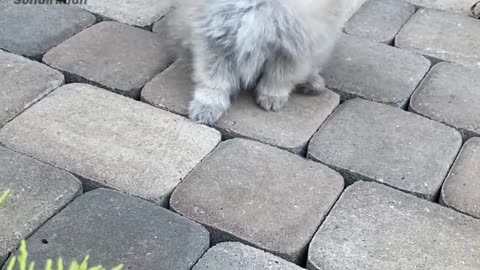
[6,256,16,270]
[111,265,123,270]
[0,189,11,205]
[19,240,29,270]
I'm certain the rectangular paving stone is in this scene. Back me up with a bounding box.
[410,62,480,139]
[170,138,344,264]
[193,242,304,270]
[441,138,480,219]
[0,3,95,60]
[343,0,369,22]
[142,61,340,155]
[345,0,416,44]
[0,146,82,265]
[396,9,480,67]
[0,83,221,206]
[308,181,480,270]
[307,182,480,270]
[0,50,64,128]
[307,98,462,200]
[79,0,172,28]
[43,21,172,98]
[407,0,474,13]
[5,188,209,270]
[322,34,430,108]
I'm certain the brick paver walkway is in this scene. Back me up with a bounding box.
[1,0,480,269]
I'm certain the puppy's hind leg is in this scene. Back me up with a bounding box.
[188,43,239,126]
[297,72,326,95]
[256,57,308,111]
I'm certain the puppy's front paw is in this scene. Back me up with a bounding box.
[188,100,224,126]
[256,94,289,111]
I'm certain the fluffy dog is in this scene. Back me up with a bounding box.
[166,0,352,125]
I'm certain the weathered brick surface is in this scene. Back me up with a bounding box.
[43,22,172,98]
[142,61,340,154]
[79,0,172,28]
[0,83,221,206]
[396,9,480,67]
[152,12,170,39]
[345,0,416,44]
[0,146,82,265]
[308,181,480,270]
[0,50,64,127]
[407,0,474,13]
[171,139,344,263]
[343,0,369,22]
[441,138,480,219]
[322,34,430,108]
[0,4,95,60]
[308,98,461,200]
[193,242,304,270]
[410,62,480,139]
[6,189,209,270]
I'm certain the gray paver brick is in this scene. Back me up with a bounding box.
[307,98,462,200]
[345,0,416,44]
[0,4,95,60]
[193,242,304,270]
[441,138,480,219]
[152,11,170,39]
[308,181,480,270]
[396,9,480,67]
[142,61,340,154]
[407,0,474,13]
[79,0,172,28]
[322,34,430,108]
[410,62,480,139]
[0,83,221,206]
[343,0,369,22]
[0,50,64,127]
[0,146,82,265]
[43,21,172,98]
[171,138,344,263]
[5,188,209,270]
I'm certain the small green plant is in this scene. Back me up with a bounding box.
[0,189,11,206]
[1,190,123,270]
[7,241,123,270]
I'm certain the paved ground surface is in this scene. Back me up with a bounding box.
[0,0,480,269]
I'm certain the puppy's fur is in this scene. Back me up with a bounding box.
[167,0,352,125]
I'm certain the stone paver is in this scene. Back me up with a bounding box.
[193,242,304,270]
[152,13,170,41]
[142,61,340,154]
[6,188,209,270]
[396,9,480,67]
[79,0,172,28]
[345,0,416,44]
[0,83,221,206]
[0,4,95,60]
[0,146,82,265]
[322,34,430,108]
[308,181,480,270]
[170,138,344,263]
[43,22,172,98]
[0,50,64,127]
[410,62,480,139]
[441,138,480,219]
[344,0,369,22]
[407,0,475,13]
[307,98,462,200]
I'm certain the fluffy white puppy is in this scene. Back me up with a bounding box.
[167,0,352,125]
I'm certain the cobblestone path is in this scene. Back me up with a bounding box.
[1,0,480,269]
